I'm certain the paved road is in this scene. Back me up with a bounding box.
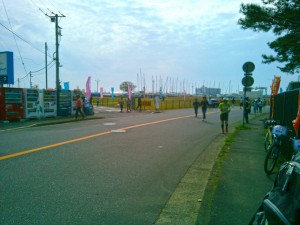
[1,107,243,224]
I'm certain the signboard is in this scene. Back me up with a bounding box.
[271,76,281,95]
[242,61,255,73]
[142,101,151,106]
[242,76,254,87]
[0,51,14,84]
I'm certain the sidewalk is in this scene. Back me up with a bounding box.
[196,113,275,225]
[0,113,103,132]
[0,106,124,131]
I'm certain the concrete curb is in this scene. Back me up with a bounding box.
[154,113,268,225]
[154,133,226,225]
[0,116,105,131]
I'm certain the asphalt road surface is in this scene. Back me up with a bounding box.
[1,107,243,224]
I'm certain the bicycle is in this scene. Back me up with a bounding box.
[263,124,297,175]
[263,120,280,152]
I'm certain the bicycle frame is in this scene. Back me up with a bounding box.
[264,124,288,175]
[264,120,280,152]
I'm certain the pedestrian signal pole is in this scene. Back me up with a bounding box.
[242,61,255,127]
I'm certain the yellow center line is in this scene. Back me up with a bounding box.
[0,114,194,161]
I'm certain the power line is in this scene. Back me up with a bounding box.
[0,21,52,59]
[1,0,28,76]
[14,60,55,83]
[31,60,55,75]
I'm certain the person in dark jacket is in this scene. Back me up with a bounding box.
[244,97,250,123]
[126,97,131,112]
[200,96,209,121]
[193,98,200,118]
[136,96,142,112]
[119,97,124,112]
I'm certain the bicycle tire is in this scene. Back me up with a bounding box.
[264,130,274,152]
[264,144,279,175]
[264,132,269,151]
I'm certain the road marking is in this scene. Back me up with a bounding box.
[0,114,195,161]
[0,124,37,132]
[1,109,225,161]
[0,131,112,160]
[103,123,116,126]
[111,129,126,133]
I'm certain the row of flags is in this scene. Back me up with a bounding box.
[63,76,133,101]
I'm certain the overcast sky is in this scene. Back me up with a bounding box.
[0,0,298,94]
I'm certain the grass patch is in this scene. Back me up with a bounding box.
[236,124,251,130]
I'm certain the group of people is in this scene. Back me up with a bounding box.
[75,94,94,119]
[193,96,231,134]
[118,96,142,113]
[242,97,266,123]
[252,98,265,114]
[193,96,209,121]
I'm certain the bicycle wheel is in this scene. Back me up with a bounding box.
[264,131,273,152]
[264,144,279,175]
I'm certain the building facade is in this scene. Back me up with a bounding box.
[195,86,221,96]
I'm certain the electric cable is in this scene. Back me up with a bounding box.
[1,0,28,77]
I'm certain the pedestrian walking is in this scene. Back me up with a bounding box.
[119,97,124,112]
[239,97,243,109]
[219,97,231,134]
[244,97,251,123]
[126,97,131,112]
[136,96,142,112]
[193,98,200,117]
[96,97,100,106]
[231,97,235,108]
[200,96,209,121]
[75,94,85,120]
[258,98,263,113]
[253,99,258,114]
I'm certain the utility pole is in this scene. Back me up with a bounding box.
[30,71,32,88]
[52,13,65,113]
[45,42,48,89]
[95,79,100,93]
[42,9,65,113]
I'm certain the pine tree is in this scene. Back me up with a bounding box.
[238,0,300,74]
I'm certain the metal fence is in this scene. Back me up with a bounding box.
[92,97,194,111]
[270,89,299,160]
[272,89,299,127]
